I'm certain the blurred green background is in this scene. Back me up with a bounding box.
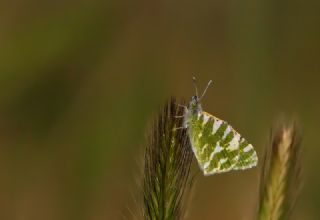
[0,0,319,219]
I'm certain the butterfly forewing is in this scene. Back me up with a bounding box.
[188,112,257,175]
[233,139,258,170]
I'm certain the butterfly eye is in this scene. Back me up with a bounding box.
[192,96,198,101]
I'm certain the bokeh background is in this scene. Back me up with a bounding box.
[0,0,319,219]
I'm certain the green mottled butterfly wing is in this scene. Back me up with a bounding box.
[187,112,257,176]
[233,138,258,170]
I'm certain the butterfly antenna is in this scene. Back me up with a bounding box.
[199,80,213,100]
[192,76,199,97]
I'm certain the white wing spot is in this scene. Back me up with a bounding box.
[212,119,223,134]
[209,142,223,160]
[227,133,240,151]
[219,158,228,164]
[204,161,210,169]
[202,114,210,126]
[222,125,232,139]
[243,144,253,152]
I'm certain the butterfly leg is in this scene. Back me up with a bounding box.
[174,103,188,117]
[175,103,187,109]
[173,127,186,131]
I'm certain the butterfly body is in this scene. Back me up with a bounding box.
[182,85,258,176]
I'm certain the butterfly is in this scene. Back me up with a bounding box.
[176,77,258,176]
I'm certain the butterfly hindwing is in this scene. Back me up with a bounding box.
[188,112,257,175]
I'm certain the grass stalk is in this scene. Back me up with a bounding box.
[143,98,194,220]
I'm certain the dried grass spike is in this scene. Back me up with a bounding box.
[258,121,302,220]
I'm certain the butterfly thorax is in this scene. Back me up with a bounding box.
[183,96,202,128]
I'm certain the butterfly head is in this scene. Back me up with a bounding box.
[189,95,202,114]
[189,77,213,114]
